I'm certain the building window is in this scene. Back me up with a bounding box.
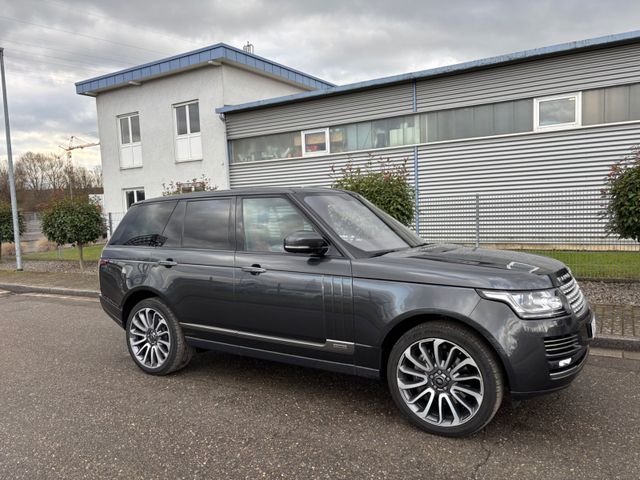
[534,93,581,131]
[125,188,145,209]
[426,99,532,142]
[302,128,329,156]
[582,83,640,125]
[174,101,202,162]
[231,131,301,163]
[118,113,142,169]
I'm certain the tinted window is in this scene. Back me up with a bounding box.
[242,197,314,252]
[110,201,176,246]
[182,199,232,250]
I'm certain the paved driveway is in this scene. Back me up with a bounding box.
[0,293,638,479]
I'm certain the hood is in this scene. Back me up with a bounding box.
[352,244,567,290]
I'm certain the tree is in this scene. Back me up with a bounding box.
[41,198,104,271]
[604,147,640,242]
[0,201,25,261]
[331,158,415,226]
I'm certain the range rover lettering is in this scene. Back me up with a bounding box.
[99,188,595,437]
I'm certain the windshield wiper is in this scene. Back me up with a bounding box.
[369,248,404,257]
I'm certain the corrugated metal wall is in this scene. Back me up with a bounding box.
[229,123,640,243]
[229,146,415,188]
[225,84,414,138]
[416,122,640,195]
[226,42,640,245]
[415,43,640,111]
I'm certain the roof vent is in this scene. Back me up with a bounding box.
[243,42,254,54]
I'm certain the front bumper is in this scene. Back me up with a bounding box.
[470,299,594,399]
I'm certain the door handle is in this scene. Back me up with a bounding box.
[158,259,178,267]
[241,264,266,275]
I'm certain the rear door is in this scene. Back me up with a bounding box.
[232,195,354,362]
[156,196,237,330]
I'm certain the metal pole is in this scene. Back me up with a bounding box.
[0,48,22,271]
[108,212,113,237]
[475,194,480,249]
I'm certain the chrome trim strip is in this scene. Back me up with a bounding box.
[179,322,354,354]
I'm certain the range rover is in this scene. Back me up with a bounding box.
[99,187,595,436]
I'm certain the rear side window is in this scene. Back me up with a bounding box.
[110,201,176,246]
[182,199,233,250]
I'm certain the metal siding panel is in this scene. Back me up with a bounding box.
[226,83,414,138]
[416,123,640,243]
[416,44,640,111]
[229,147,415,189]
[416,123,640,196]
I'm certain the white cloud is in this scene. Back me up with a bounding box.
[0,0,639,170]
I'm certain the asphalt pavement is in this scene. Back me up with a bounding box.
[0,292,639,480]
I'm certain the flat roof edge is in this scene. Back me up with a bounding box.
[216,29,640,114]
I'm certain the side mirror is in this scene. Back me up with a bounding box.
[284,231,329,256]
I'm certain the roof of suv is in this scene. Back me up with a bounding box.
[137,186,344,204]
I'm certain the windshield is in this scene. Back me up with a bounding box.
[303,192,423,253]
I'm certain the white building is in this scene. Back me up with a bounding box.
[76,44,333,215]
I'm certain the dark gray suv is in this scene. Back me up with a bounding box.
[99,187,595,437]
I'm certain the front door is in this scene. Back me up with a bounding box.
[233,195,353,360]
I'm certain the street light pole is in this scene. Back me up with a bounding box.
[0,48,23,271]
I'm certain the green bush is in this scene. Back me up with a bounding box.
[605,147,640,242]
[0,201,25,261]
[332,159,415,226]
[41,198,104,271]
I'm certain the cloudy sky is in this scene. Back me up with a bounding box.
[0,0,639,169]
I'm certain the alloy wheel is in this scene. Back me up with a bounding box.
[397,338,484,427]
[128,307,171,369]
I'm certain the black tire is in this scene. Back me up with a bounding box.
[125,298,193,375]
[386,321,504,437]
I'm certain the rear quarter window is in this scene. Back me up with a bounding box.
[109,201,177,246]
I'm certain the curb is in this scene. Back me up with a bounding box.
[0,283,99,299]
[592,334,640,352]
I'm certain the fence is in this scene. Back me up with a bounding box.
[104,188,639,281]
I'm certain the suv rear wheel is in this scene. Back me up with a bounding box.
[387,321,503,437]
[126,298,193,375]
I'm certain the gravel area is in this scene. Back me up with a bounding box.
[581,281,640,306]
[0,260,97,275]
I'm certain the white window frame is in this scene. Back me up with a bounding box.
[173,100,202,162]
[534,92,582,132]
[117,113,142,169]
[124,188,145,210]
[302,128,330,156]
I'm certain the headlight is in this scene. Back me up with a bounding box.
[480,289,565,319]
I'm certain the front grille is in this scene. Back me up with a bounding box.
[558,273,587,317]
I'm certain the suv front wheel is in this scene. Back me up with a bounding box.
[126,298,193,375]
[387,321,504,437]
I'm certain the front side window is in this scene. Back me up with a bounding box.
[303,193,421,253]
[242,197,315,252]
[182,199,233,250]
[302,129,329,156]
[174,101,202,162]
[118,113,142,168]
[125,188,145,209]
[534,93,581,130]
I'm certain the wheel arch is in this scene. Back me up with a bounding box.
[379,310,514,389]
[120,287,169,327]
